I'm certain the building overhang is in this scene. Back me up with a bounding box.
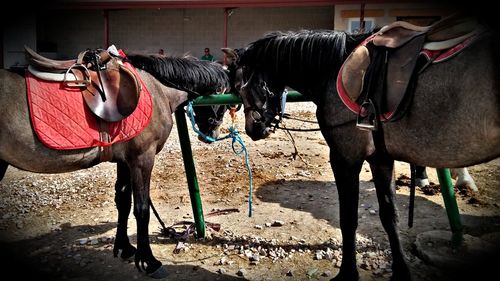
[52,0,408,10]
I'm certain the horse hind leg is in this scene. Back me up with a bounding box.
[452,168,478,192]
[113,162,137,260]
[415,165,429,187]
[369,156,411,281]
[0,160,7,181]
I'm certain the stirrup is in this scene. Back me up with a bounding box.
[356,100,378,131]
[63,63,91,87]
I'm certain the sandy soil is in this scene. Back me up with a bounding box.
[0,102,499,281]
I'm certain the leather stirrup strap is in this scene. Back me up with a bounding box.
[98,120,112,162]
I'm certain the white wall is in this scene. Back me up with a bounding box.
[334,2,454,32]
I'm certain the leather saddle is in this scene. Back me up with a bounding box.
[25,46,141,122]
[338,13,483,130]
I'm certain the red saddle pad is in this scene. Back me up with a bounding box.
[25,62,153,150]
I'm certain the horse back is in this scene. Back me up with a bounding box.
[384,31,500,167]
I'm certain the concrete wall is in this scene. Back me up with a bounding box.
[2,5,333,67]
[110,6,334,61]
[1,2,453,68]
[37,10,104,59]
[2,13,36,68]
[226,6,334,53]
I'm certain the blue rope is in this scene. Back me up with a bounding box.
[186,101,253,217]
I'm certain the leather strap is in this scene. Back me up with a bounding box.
[98,120,113,162]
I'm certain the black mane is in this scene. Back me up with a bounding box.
[127,54,229,95]
[239,30,372,89]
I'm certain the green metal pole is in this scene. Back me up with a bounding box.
[174,108,205,238]
[192,91,309,106]
[436,168,463,246]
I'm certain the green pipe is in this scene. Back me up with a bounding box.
[192,91,309,106]
[174,108,205,238]
[436,168,463,246]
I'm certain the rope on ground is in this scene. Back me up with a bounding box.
[160,208,240,254]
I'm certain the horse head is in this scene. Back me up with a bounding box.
[222,47,285,141]
[191,102,227,143]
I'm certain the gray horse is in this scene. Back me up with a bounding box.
[0,53,229,277]
[223,15,499,281]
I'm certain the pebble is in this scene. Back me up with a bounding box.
[306,267,318,277]
[322,270,332,277]
[217,268,226,274]
[271,220,285,226]
[237,268,246,276]
[77,238,88,245]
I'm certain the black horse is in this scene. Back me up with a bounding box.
[0,52,229,277]
[223,14,499,281]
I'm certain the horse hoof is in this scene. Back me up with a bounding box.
[148,265,169,279]
[415,178,429,187]
[121,253,135,262]
[118,246,136,262]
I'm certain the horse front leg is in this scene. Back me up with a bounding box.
[369,156,411,281]
[130,154,166,278]
[330,153,362,281]
[113,162,137,260]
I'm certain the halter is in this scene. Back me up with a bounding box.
[244,78,288,133]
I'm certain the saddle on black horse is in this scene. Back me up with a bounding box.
[337,13,485,130]
[25,45,141,122]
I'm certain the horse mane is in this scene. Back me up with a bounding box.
[239,30,372,89]
[127,54,229,95]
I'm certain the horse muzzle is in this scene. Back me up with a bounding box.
[196,126,220,144]
[245,110,272,141]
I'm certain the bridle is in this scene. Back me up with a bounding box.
[241,72,288,133]
[260,81,288,132]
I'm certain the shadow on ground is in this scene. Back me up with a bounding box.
[0,222,245,281]
[254,178,500,281]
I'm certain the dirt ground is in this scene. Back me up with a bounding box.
[0,102,499,281]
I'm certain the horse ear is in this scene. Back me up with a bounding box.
[221,48,238,65]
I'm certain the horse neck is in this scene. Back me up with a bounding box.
[271,32,369,100]
[128,54,229,97]
[165,89,189,112]
[138,70,189,113]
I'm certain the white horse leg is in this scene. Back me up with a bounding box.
[451,168,478,192]
[415,165,430,187]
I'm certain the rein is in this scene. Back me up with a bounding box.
[276,114,321,132]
